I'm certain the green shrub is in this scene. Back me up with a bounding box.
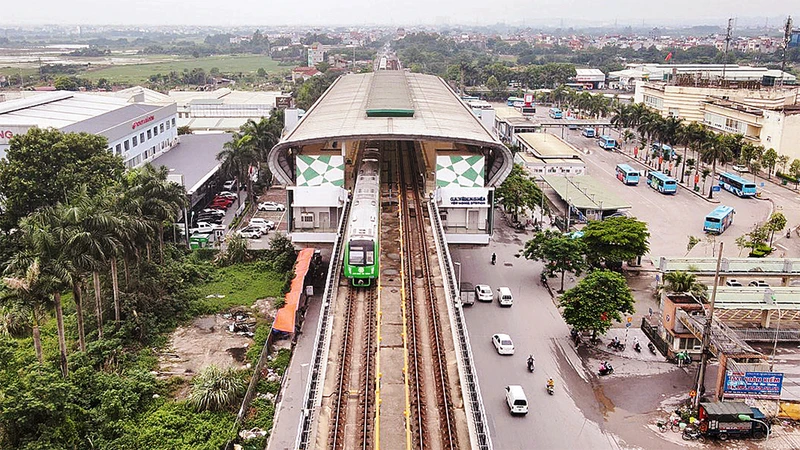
[246,323,272,364]
[776,171,798,183]
[269,348,291,375]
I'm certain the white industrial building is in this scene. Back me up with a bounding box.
[168,88,286,132]
[0,91,177,167]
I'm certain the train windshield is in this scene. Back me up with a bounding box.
[349,240,374,266]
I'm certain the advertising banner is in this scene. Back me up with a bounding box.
[724,371,783,398]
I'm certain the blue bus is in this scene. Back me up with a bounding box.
[507,96,524,106]
[646,171,678,194]
[704,205,735,234]
[615,164,640,185]
[582,127,596,138]
[598,135,616,150]
[718,172,757,197]
[549,107,563,119]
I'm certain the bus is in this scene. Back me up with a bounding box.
[718,172,757,197]
[646,171,678,194]
[582,127,596,138]
[548,107,563,119]
[507,96,524,106]
[704,205,735,234]
[597,135,616,150]
[615,164,640,185]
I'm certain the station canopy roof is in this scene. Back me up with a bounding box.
[542,175,631,211]
[272,71,506,155]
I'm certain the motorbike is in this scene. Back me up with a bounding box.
[682,426,705,442]
[648,342,657,355]
[527,356,535,373]
[491,253,497,265]
[607,338,625,352]
[546,384,554,395]
[598,362,614,376]
[633,340,642,353]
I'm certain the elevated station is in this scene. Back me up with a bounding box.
[268,70,513,244]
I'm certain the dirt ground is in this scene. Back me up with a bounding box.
[158,298,279,380]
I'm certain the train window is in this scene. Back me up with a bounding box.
[349,246,365,265]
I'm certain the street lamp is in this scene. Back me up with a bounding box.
[770,292,781,371]
[737,414,770,441]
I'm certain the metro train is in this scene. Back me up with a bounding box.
[343,149,381,286]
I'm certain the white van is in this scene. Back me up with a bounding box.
[497,287,513,307]
[505,385,528,415]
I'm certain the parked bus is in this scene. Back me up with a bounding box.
[646,171,678,194]
[548,107,563,119]
[597,135,616,150]
[615,164,640,185]
[507,96,524,106]
[718,172,757,197]
[581,127,596,138]
[704,205,735,234]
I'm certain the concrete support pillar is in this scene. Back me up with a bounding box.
[761,309,771,328]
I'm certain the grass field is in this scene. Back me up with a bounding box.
[194,262,285,313]
[81,55,284,84]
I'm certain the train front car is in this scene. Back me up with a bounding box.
[343,151,380,287]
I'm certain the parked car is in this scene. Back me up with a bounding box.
[212,196,234,205]
[249,218,275,232]
[475,284,493,302]
[257,201,286,211]
[491,333,515,355]
[217,191,238,199]
[210,199,232,208]
[725,279,743,287]
[201,208,225,216]
[732,165,750,173]
[223,179,237,190]
[236,227,263,239]
[748,280,770,287]
[196,215,223,224]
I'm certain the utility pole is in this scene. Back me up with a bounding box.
[694,242,723,411]
[780,16,793,87]
[721,18,734,83]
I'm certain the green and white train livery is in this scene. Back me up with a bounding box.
[343,150,380,287]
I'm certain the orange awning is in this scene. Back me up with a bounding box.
[273,248,315,333]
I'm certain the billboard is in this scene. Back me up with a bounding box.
[724,371,783,398]
[276,96,293,109]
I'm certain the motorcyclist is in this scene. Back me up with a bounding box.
[547,378,554,388]
[527,354,535,370]
[491,252,497,265]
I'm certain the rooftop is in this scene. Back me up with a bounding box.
[151,133,230,194]
[61,103,162,135]
[542,175,631,211]
[517,133,582,159]
[0,91,131,128]
[168,88,283,106]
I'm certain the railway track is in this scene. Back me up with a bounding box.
[328,285,377,450]
[398,142,458,450]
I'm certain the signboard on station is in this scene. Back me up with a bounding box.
[723,371,783,399]
[276,96,293,109]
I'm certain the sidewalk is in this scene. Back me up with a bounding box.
[266,295,322,450]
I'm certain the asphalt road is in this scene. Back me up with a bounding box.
[453,234,622,450]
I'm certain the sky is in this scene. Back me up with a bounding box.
[3,0,798,27]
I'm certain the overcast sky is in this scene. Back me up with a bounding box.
[3,0,798,27]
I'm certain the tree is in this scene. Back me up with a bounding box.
[581,216,650,270]
[764,212,787,247]
[494,164,545,223]
[188,365,246,412]
[523,230,586,292]
[0,128,124,229]
[658,271,707,299]
[177,125,192,135]
[700,132,733,199]
[2,259,49,362]
[761,148,778,179]
[217,134,259,206]
[53,76,79,91]
[559,270,635,337]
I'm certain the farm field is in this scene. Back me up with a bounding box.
[80,54,284,84]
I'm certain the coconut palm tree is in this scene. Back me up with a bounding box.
[217,134,259,205]
[700,132,733,199]
[189,365,246,412]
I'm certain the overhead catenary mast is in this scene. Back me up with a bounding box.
[721,18,734,83]
[780,16,793,87]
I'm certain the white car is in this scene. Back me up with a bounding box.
[223,179,237,190]
[217,191,238,199]
[258,201,286,211]
[725,279,743,287]
[749,280,770,287]
[236,227,263,239]
[475,284,493,302]
[201,208,225,216]
[249,218,275,232]
[492,333,515,355]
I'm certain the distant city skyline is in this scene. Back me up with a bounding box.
[1,1,798,28]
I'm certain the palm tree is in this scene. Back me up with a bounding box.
[700,132,733,199]
[189,365,246,412]
[17,212,75,378]
[659,271,708,300]
[217,134,259,205]
[658,116,683,172]
[679,122,704,182]
[239,118,278,163]
[2,258,48,362]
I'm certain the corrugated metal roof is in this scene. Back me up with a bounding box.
[542,175,631,211]
[0,91,131,128]
[700,401,753,417]
[61,104,161,135]
[517,133,582,159]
